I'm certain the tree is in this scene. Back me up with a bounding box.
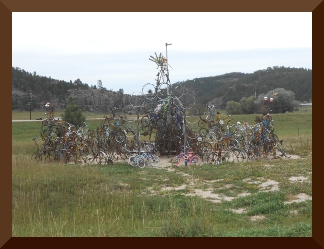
[239,96,257,114]
[97,80,103,89]
[226,101,242,114]
[74,78,83,86]
[116,88,124,107]
[255,88,300,113]
[61,97,86,126]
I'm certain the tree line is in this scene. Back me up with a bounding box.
[171,66,312,110]
[12,65,311,114]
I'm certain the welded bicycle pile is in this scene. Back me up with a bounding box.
[128,51,201,159]
[31,47,288,166]
[193,105,288,164]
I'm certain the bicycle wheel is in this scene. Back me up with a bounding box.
[43,149,55,163]
[232,149,247,162]
[141,115,151,127]
[156,83,169,99]
[171,156,180,166]
[269,133,279,143]
[186,129,198,141]
[128,155,137,167]
[149,155,160,167]
[68,151,80,164]
[220,149,232,162]
[129,91,145,107]
[54,149,66,163]
[199,128,208,138]
[142,83,157,100]
[275,141,287,157]
[179,93,195,109]
[189,156,202,166]
[197,141,212,160]
[81,153,92,165]
[92,151,108,165]
[113,131,127,144]
[125,129,136,139]
[136,155,147,168]
[106,155,114,165]
[156,117,166,129]
[198,119,208,129]
[245,145,256,161]
[246,143,261,161]
[205,131,217,143]
[31,151,42,161]
[186,108,200,125]
[205,152,218,165]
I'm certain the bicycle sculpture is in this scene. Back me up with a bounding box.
[31,44,288,166]
[172,142,202,166]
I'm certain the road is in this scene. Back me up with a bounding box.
[12,118,105,122]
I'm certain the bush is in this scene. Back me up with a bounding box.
[61,97,86,126]
[255,88,300,113]
[226,101,243,114]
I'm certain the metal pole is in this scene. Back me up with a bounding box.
[136,99,145,154]
[165,43,172,95]
[165,43,169,70]
[183,108,187,166]
[29,93,32,120]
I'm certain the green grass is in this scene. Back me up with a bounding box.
[185,110,312,137]
[12,154,312,236]
[11,110,312,237]
[12,110,106,120]
[12,110,312,141]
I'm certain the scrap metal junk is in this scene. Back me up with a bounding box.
[31,44,287,165]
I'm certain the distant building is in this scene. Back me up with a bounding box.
[299,102,312,107]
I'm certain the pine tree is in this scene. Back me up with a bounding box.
[61,97,86,126]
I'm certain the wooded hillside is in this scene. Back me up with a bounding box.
[12,66,311,112]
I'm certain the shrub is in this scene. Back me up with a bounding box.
[61,97,86,127]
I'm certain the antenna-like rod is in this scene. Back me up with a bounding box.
[165,42,172,71]
[165,43,172,95]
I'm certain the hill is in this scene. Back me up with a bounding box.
[12,66,312,112]
[170,66,311,110]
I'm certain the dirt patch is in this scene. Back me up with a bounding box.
[231,208,247,214]
[258,180,280,192]
[161,184,187,191]
[289,210,299,215]
[284,155,300,160]
[284,193,312,204]
[250,215,266,222]
[120,153,301,168]
[289,176,310,182]
[122,154,311,208]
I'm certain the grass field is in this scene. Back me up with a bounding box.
[11,109,312,237]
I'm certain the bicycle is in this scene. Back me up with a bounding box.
[141,110,166,129]
[128,153,146,168]
[89,150,110,165]
[142,142,160,167]
[171,146,201,166]
[31,137,45,161]
[205,149,221,165]
[128,142,160,168]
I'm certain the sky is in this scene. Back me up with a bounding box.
[12,12,312,94]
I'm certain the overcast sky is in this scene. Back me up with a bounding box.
[12,12,312,94]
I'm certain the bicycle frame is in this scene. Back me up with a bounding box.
[172,146,201,166]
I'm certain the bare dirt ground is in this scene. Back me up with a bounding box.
[71,149,311,221]
[139,153,311,221]
[153,154,301,168]
[76,152,312,222]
